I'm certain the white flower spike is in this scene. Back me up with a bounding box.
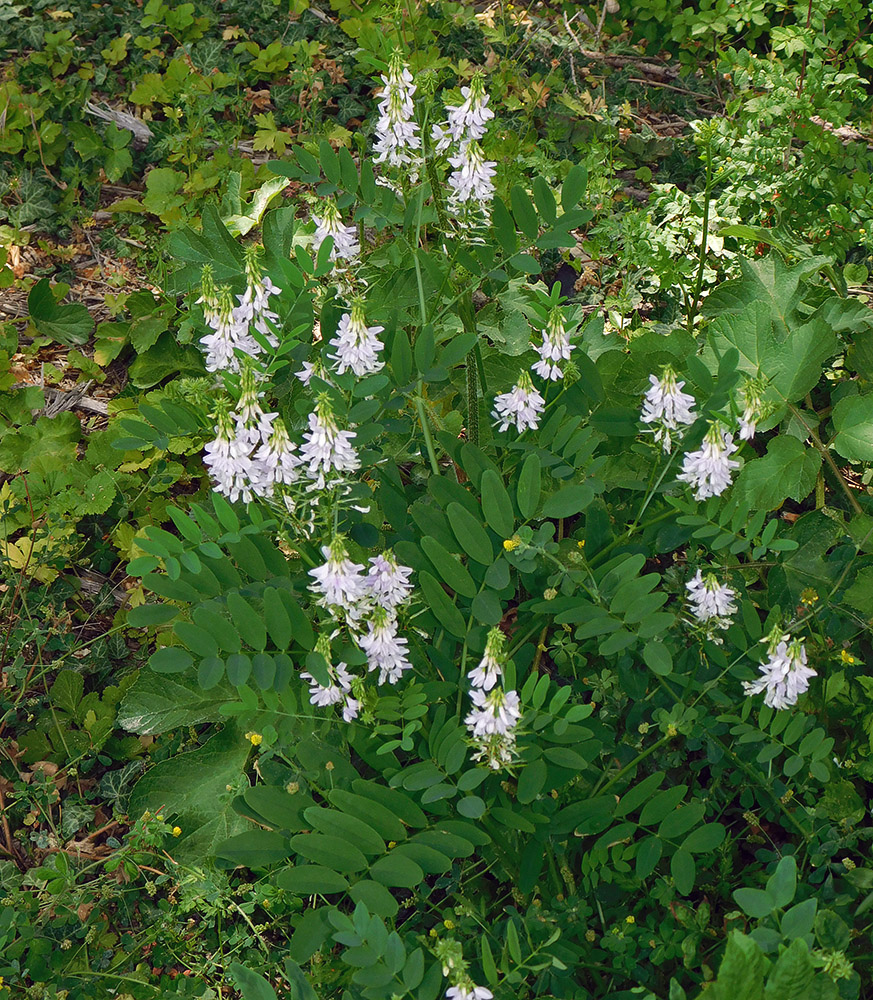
[677,422,740,500]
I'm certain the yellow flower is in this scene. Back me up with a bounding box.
[503,536,521,551]
[577,540,585,549]
[800,588,819,605]
[625,915,635,924]
[245,732,263,746]
[841,650,858,665]
[585,929,596,942]
[666,724,678,738]
[172,826,182,837]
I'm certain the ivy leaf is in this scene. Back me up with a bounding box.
[831,395,873,461]
[734,436,822,509]
[28,278,93,345]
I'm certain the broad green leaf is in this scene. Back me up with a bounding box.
[128,603,178,626]
[418,571,467,637]
[216,830,290,868]
[223,176,290,237]
[303,807,386,855]
[561,164,588,211]
[276,865,350,895]
[28,278,93,345]
[735,436,822,508]
[175,621,220,658]
[615,772,666,817]
[681,822,726,854]
[51,670,83,717]
[733,887,776,919]
[480,469,515,537]
[368,853,424,888]
[149,646,193,674]
[510,185,538,240]
[542,484,593,518]
[517,453,541,519]
[118,670,235,735]
[289,833,369,873]
[517,759,547,804]
[635,835,663,880]
[193,606,242,654]
[347,880,399,919]
[766,855,797,908]
[763,938,813,1000]
[446,502,493,565]
[351,779,427,828]
[781,899,817,940]
[128,723,250,861]
[227,592,267,651]
[639,786,687,826]
[532,175,557,225]
[421,536,476,597]
[643,640,673,676]
[229,963,278,1000]
[128,332,206,388]
[658,802,705,840]
[710,931,766,1000]
[831,394,873,461]
[671,849,696,895]
[263,587,293,649]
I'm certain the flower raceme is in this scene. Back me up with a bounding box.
[312,198,360,263]
[492,371,544,433]
[743,633,816,709]
[373,51,421,170]
[532,305,575,382]
[328,301,385,377]
[299,395,360,489]
[677,421,740,500]
[640,367,696,452]
[686,570,737,630]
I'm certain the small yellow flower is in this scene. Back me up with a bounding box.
[585,929,596,942]
[156,814,164,821]
[503,536,521,551]
[625,915,635,924]
[172,826,182,837]
[577,540,585,549]
[841,650,858,665]
[444,919,455,929]
[842,857,857,870]
[245,732,263,746]
[638,722,650,735]
[800,588,819,605]
[325,760,335,771]
[429,928,438,938]
[543,587,557,600]
[387,841,397,849]
[666,724,678,738]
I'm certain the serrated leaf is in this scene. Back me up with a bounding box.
[831,394,873,461]
[735,436,822,508]
[28,278,93,345]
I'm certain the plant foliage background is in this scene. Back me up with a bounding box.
[2,1,873,999]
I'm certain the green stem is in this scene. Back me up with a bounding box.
[788,402,863,516]
[466,352,479,445]
[687,135,714,333]
[592,735,671,797]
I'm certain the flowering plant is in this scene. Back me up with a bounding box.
[118,52,873,1000]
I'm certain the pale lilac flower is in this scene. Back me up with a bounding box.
[446,987,493,1000]
[365,552,414,610]
[299,396,360,488]
[252,418,301,491]
[640,367,696,452]
[447,140,496,212]
[204,410,258,504]
[308,537,368,614]
[199,285,258,373]
[743,634,816,710]
[329,302,385,377]
[444,71,494,145]
[312,199,359,263]
[470,731,517,770]
[233,363,276,452]
[686,570,737,628]
[468,627,505,691]
[531,306,574,381]
[465,687,521,737]
[301,660,360,721]
[677,422,740,500]
[373,51,421,169]
[737,377,767,441]
[493,371,545,433]
[358,607,412,684]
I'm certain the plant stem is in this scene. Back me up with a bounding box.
[788,403,863,515]
[687,133,715,333]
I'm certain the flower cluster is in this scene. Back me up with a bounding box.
[305,539,415,718]
[464,627,520,769]
[677,421,740,500]
[432,70,497,219]
[328,300,385,377]
[532,304,576,382]
[743,631,816,709]
[312,198,360,264]
[373,50,421,172]
[686,569,737,635]
[737,376,769,440]
[640,367,696,453]
[492,371,544,434]
[197,255,280,374]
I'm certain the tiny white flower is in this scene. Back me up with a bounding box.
[677,422,740,500]
[365,552,414,610]
[204,411,258,503]
[299,395,360,488]
[743,636,815,709]
[373,51,421,169]
[686,570,737,628]
[640,367,696,452]
[358,607,412,684]
[465,687,521,737]
[447,140,496,211]
[328,301,385,377]
[308,537,368,615]
[444,71,494,145]
[531,305,574,381]
[469,627,506,691]
[446,987,493,1000]
[493,371,545,433]
[199,285,259,373]
[312,199,360,263]
[252,418,301,491]
[737,377,768,441]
